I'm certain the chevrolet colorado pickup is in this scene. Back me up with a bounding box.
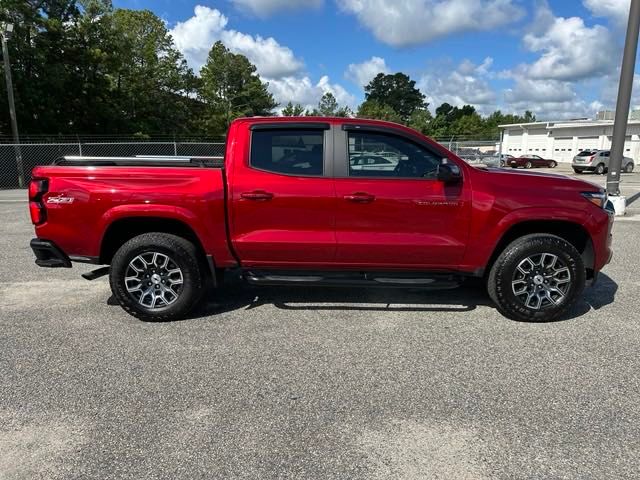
[29,117,614,322]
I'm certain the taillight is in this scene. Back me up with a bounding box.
[29,178,48,225]
[588,155,595,163]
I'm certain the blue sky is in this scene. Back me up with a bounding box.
[113,0,636,120]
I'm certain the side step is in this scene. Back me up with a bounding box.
[82,266,110,281]
[243,270,463,289]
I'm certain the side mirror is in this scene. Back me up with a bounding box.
[437,163,462,183]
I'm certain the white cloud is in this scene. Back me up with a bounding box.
[231,0,323,17]
[338,0,524,47]
[520,5,618,81]
[501,74,598,120]
[418,58,497,115]
[345,57,389,88]
[267,75,356,111]
[583,0,630,25]
[504,78,576,104]
[170,5,303,78]
[598,72,640,110]
[220,30,304,78]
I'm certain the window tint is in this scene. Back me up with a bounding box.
[348,132,441,178]
[250,130,324,176]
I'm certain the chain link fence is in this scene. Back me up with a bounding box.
[0,138,226,188]
[436,139,502,164]
[1,135,502,189]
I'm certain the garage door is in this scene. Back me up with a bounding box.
[526,129,548,155]
[576,136,599,153]
[504,130,523,155]
[552,137,574,162]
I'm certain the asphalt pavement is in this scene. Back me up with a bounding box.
[1,168,639,479]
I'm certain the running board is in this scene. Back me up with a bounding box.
[243,270,463,289]
[82,266,110,281]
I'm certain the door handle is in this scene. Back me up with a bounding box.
[344,192,375,203]
[240,190,274,201]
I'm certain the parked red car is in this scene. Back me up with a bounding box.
[29,117,613,323]
[509,155,558,169]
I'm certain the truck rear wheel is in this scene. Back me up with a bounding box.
[487,234,585,322]
[109,233,204,321]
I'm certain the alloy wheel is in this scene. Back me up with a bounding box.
[511,253,572,310]
[124,252,184,309]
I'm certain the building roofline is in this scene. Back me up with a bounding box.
[500,119,640,129]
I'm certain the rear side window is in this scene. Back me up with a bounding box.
[250,130,324,176]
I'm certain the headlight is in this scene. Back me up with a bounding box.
[581,191,607,208]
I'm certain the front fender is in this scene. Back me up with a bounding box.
[462,206,593,273]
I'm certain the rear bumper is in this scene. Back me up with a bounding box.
[30,238,72,268]
[571,164,595,170]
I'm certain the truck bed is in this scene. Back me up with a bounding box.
[30,159,236,268]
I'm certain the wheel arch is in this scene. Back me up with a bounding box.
[100,216,209,269]
[485,220,595,279]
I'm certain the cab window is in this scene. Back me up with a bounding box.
[347,131,441,178]
[250,130,324,176]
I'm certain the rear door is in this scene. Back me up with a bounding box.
[332,125,471,268]
[229,123,336,267]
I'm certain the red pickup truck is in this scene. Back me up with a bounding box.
[28,117,614,322]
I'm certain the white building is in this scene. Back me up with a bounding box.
[500,119,640,163]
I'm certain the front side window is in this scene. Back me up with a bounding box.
[348,131,441,178]
[250,129,324,176]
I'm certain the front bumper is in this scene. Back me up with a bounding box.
[30,238,72,268]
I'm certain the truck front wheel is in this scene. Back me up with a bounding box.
[487,234,585,322]
[109,233,204,321]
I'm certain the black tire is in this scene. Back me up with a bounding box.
[595,163,605,175]
[109,233,205,321]
[625,163,634,173]
[487,234,585,322]
[525,161,533,169]
[549,161,557,168]
[573,168,583,174]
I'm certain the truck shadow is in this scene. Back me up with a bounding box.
[184,272,618,323]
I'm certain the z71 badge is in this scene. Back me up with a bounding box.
[46,196,75,205]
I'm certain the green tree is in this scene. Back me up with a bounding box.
[356,99,402,123]
[407,108,433,134]
[364,73,427,122]
[199,41,277,135]
[281,102,305,116]
[110,9,199,134]
[307,92,351,117]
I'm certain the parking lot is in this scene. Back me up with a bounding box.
[1,168,640,479]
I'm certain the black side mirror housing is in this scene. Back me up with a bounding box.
[437,163,462,183]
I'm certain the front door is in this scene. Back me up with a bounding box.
[230,125,336,267]
[333,128,471,268]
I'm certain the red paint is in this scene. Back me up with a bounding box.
[31,117,613,276]
[508,155,557,168]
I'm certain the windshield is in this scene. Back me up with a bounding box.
[577,150,595,156]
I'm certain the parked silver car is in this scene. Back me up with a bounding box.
[481,154,513,168]
[572,150,634,174]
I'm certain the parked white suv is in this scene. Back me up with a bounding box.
[572,150,634,175]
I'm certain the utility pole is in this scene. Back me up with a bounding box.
[1,22,24,188]
[606,0,640,214]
